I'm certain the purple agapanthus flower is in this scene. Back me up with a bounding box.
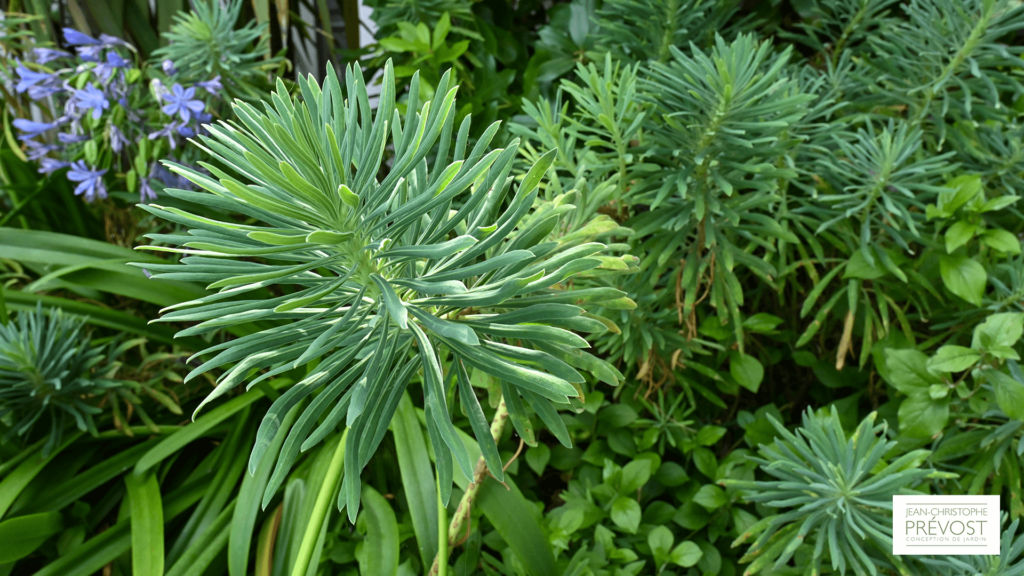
[99,34,131,48]
[71,32,132,62]
[196,75,222,94]
[13,118,62,140]
[162,60,178,76]
[14,63,53,91]
[109,125,128,153]
[94,50,129,82]
[139,177,157,203]
[33,48,72,64]
[177,125,196,138]
[39,158,71,175]
[73,85,109,119]
[161,84,205,123]
[66,160,108,201]
[58,132,90,144]
[151,163,193,190]
[24,140,60,160]
[63,28,101,46]
[76,45,104,62]
[107,50,129,68]
[14,63,63,100]
[148,122,180,150]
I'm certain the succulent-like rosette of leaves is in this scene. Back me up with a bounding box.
[153,0,281,99]
[725,408,940,576]
[0,307,123,455]
[924,515,1024,576]
[137,61,634,520]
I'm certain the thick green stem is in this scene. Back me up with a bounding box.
[290,429,347,576]
[436,472,449,576]
[429,398,509,576]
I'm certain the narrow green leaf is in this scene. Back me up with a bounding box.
[290,431,347,576]
[370,274,409,329]
[0,432,81,520]
[0,511,63,563]
[125,471,164,576]
[390,393,438,568]
[408,306,479,345]
[229,404,300,576]
[359,486,399,576]
[135,378,290,475]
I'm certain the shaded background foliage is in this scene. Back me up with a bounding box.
[3,0,1024,576]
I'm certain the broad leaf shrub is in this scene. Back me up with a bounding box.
[500,0,1024,573]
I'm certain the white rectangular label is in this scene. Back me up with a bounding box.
[892,495,1000,555]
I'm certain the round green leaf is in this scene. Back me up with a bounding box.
[729,352,764,393]
[939,254,986,306]
[670,541,703,567]
[610,496,641,534]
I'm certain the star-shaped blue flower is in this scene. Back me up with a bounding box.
[66,160,108,202]
[74,85,109,119]
[196,75,223,95]
[148,122,181,150]
[15,64,55,92]
[161,84,205,123]
[139,177,157,203]
[24,140,60,160]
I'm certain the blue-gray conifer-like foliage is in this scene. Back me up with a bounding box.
[137,61,634,520]
[0,307,123,455]
[153,0,281,99]
[726,408,938,576]
[917,512,1019,573]
[928,516,1024,576]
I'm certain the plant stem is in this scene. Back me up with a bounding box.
[437,472,449,576]
[429,398,509,576]
[290,429,347,576]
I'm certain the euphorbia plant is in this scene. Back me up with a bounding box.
[137,60,635,520]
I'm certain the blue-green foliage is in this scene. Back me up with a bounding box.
[0,307,118,454]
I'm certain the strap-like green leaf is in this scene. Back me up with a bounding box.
[370,274,409,329]
[125,471,164,576]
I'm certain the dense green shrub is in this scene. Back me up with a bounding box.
[3,0,1024,575]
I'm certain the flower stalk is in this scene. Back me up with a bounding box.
[429,398,509,576]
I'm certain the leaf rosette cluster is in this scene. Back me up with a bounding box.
[137,61,636,519]
[0,307,125,454]
[726,408,940,576]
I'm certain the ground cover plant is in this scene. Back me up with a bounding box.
[2,0,1024,575]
